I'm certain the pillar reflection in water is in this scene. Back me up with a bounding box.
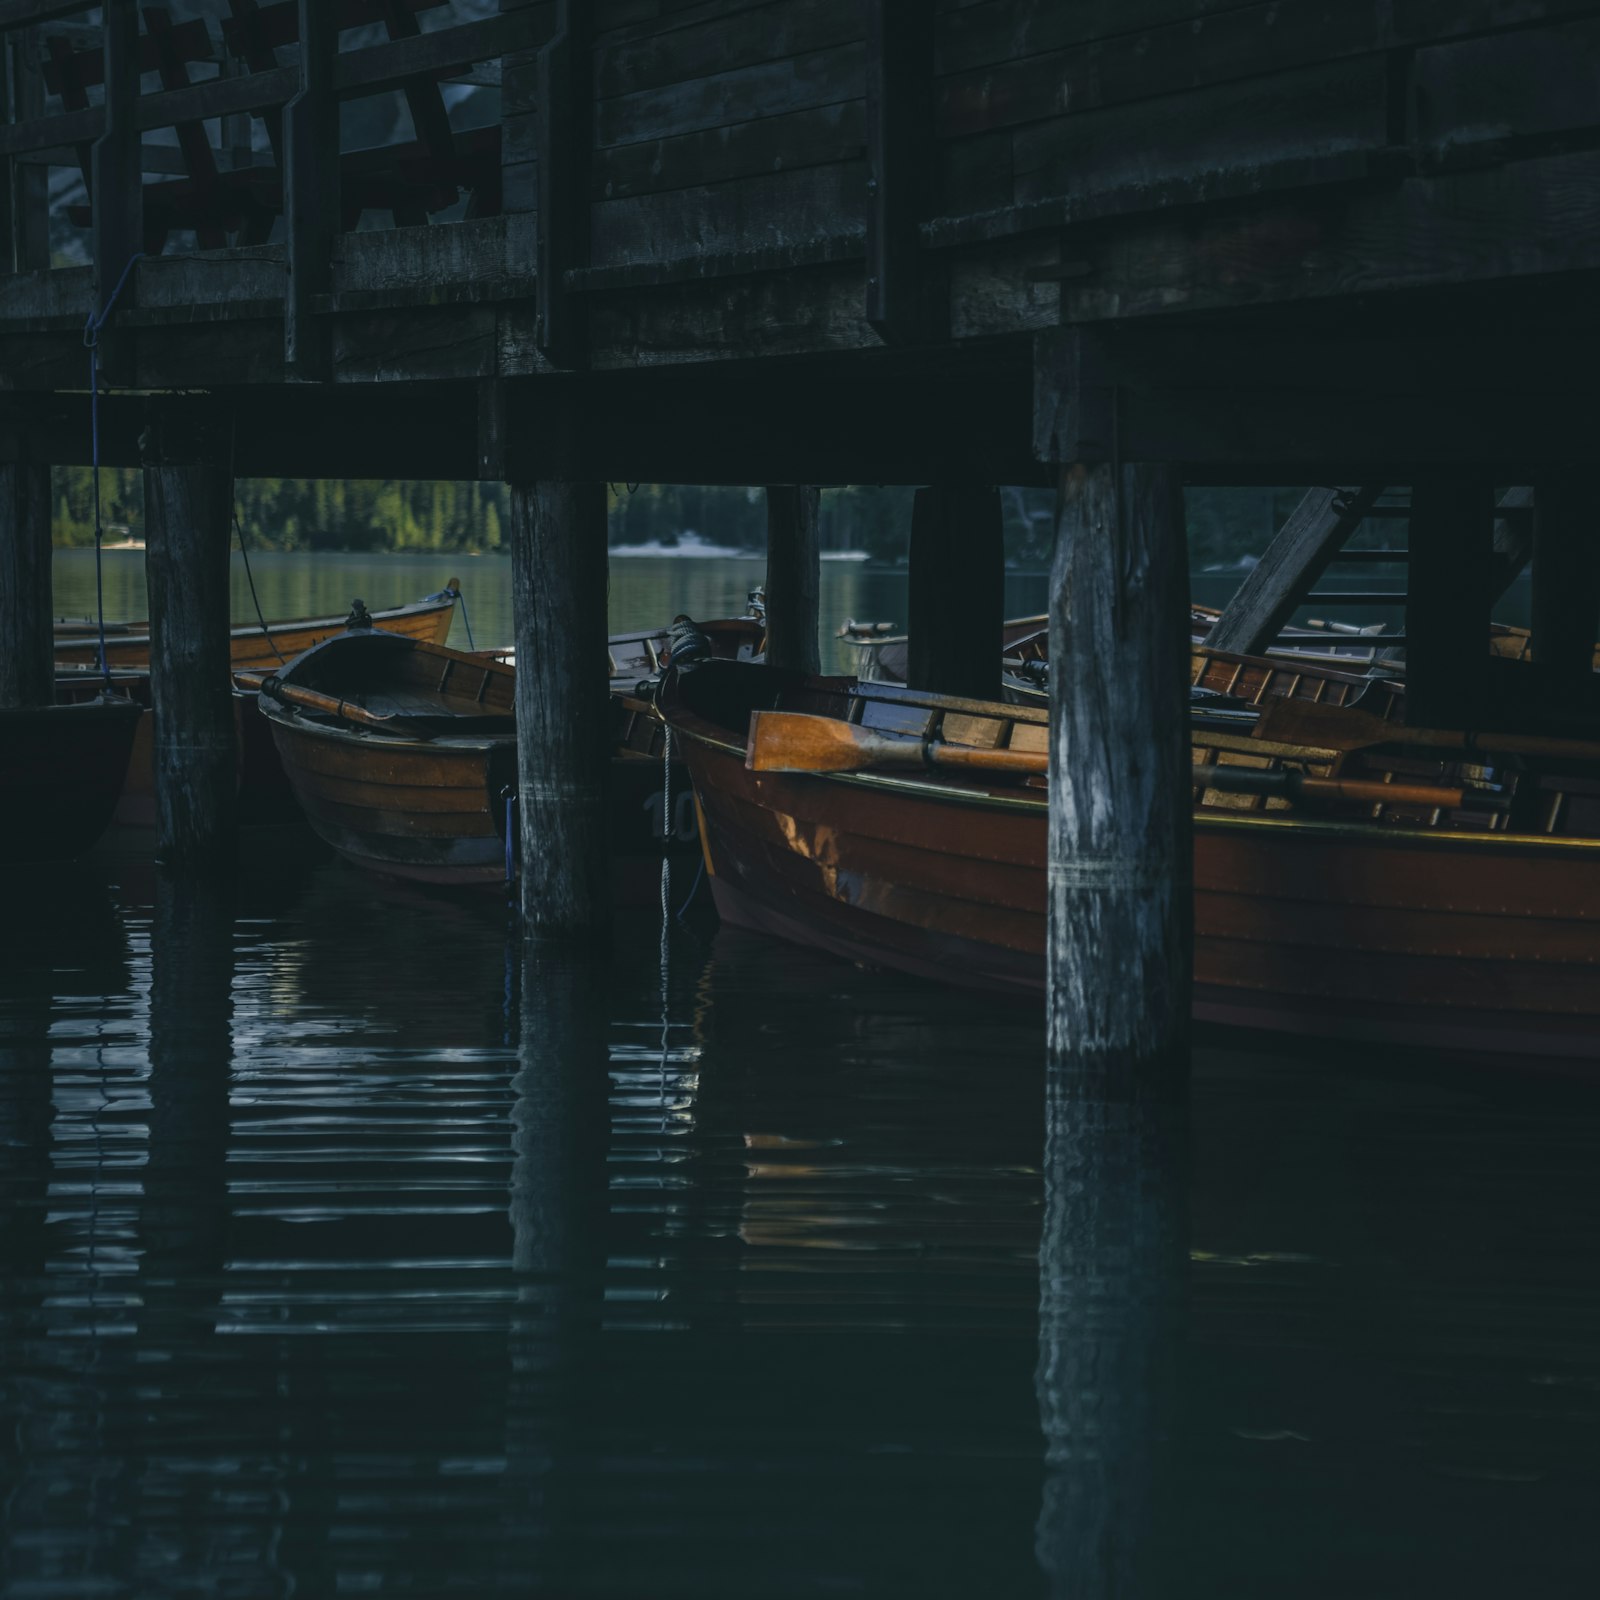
[1035,1073,1189,1599]
[504,951,612,1573]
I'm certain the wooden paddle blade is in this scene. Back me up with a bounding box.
[747,711,914,773]
[1251,696,1403,751]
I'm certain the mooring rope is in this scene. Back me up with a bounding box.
[228,410,284,662]
[82,252,144,687]
[658,724,673,1109]
[454,584,476,652]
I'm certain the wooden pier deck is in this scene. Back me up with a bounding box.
[1,1,1596,481]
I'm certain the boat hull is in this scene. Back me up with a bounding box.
[677,722,1600,1061]
[265,710,702,895]
[53,588,458,671]
[0,699,142,863]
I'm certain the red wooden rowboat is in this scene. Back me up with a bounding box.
[658,657,1600,1061]
[259,618,764,891]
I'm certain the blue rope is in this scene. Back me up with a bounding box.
[83,253,144,687]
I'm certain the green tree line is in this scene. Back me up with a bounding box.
[51,467,1306,569]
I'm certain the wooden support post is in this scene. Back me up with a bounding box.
[0,441,52,709]
[284,0,338,379]
[1048,461,1191,1086]
[764,485,820,674]
[141,401,237,872]
[2,28,50,273]
[510,477,610,943]
[865,0,932,344]
[1405,479,1491,728]
[1530,474,1600,702]
[535,0,590,367]
[907,484,1003,700]
[90,0,142,384]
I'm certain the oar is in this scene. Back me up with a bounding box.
[256,675,412,734]
[747,711,1047,776]
[1253,696,1600,763]
[1194,763,1502,813]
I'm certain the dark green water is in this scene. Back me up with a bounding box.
[8,551,1587,1596]
[2,858,1597,1597]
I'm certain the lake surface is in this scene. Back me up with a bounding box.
[8,549,1587,1596]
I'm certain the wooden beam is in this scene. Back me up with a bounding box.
[1048,459,1191,1084]
[283,0,337,379]
[90,0,141,315]
[1530,473,1600,701]
[1207,486,1385,656]
[864,0,932,344]
[0,442,51,708]
[535,1,590,367]
[1405,478,1492,728]
[764,485,821,674]
[907,484,1002,700]
[1,25,50,271]
[511,476,611,943]
[141,399,238,871]
[0,1,95,30]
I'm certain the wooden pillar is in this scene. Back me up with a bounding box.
[764,485,820,674]
[1047,461,1191,1085]
[1531,476,1600,701]
[511,479,610,943]
[1405,479,1492,728]
[141,403,237,872]
[0,442,52,709]
[907,484,1003,700]
[284,0,338,378]
[535,0,592,367]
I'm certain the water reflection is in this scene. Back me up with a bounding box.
[3,860,1599,1595]
[1035,1079,1188,1598]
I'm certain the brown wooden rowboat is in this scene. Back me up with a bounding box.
[658,657,1600,1061]
[259,619,763,891]
[0,696,142,863]
[52,582,460,671]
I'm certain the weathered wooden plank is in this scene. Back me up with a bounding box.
[1012,55,1390,207]
[1048,458,1191,1080]
[1207,486,1386,656]
[0,445,51,709]
[1413,15,1600,166]
[939,128,1012,214]
[940,1,1381,139]
[948,238,1059,339]
[907,485,1002,700]
[589,161,866,268]
[1406,477,1492,727]
[596,0,860,97]
[594,99,863,200]
[331,305,499,382]
[284,0,336,379]
[337,9,549,96]
[536,1,591,366]
[1,37,46,270]
[598,0,785,50]
[865,1,932,343]
[1064,146,1600,322]
[333,215,530,292]
[595,42,864,148]
[511,474,611,942]
[0,0,94,30]
[141,401,238,871]
[937,0,1268,73]
[89,0,140,318]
